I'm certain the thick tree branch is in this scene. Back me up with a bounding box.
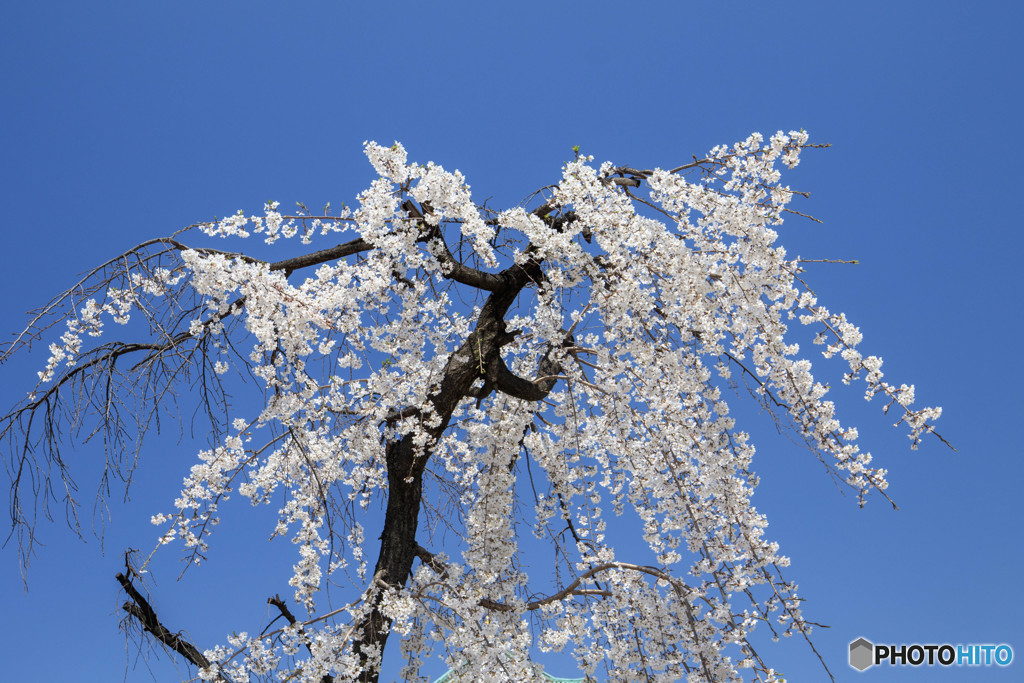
[116,572,215,674]
[488,339,569,401]
[269,237,375,274]
[401,200,506,291]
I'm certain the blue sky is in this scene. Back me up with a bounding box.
[1,2,1021,681]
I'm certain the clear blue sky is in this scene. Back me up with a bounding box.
[1,2,1021,681]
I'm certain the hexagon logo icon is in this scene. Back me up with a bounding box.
[849,637,874,671]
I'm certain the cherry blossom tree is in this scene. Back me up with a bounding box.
[1,133,947,682]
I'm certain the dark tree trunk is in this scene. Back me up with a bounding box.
[351,252,558,682]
